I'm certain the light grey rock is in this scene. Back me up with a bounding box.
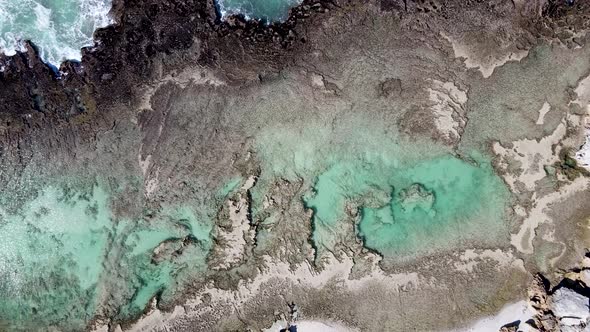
[551,288,590,326]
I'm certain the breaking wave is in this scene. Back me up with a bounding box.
[0,0,113,68]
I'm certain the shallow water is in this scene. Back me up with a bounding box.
[357,155,508,258]
[0,0,112,67]
[0,183,213,330]
[251,110,511,260]
[302,154,508,259]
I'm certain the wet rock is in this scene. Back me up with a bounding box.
[378,78,402,98]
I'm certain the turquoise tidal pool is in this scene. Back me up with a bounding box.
[251,115,511,261]
[303,154,510,259]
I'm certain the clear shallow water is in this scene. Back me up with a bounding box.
[0,183,213,330]
[0,0,112,67]
[303,154,508,259]
[217,0,302,21]
[251,112,510,260]
[357,156,508,257]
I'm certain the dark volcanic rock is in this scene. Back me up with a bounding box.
[0,0,588,128]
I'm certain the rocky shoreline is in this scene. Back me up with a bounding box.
[0,0,332,117]
[1,0,588,120]
[2,1,590,331]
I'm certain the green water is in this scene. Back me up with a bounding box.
[0,183,213,330]
[251,113,510,260]
[357,156,508,257]
[302,154,509,259]
[218,0,301,21]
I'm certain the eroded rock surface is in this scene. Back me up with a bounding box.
[1,0,590,331]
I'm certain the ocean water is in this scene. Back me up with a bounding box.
[0,0,112,67]
[217,0,302,21]
[0,0,298,68]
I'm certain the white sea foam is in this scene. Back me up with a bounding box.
[0,0,113,68]
[34,3,51,30]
